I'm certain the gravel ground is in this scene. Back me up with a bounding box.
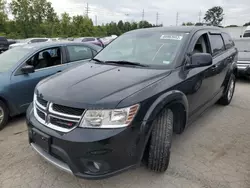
[0,80,250,188]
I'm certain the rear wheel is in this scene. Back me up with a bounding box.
[147,108,173,172]
[0,100,9,131]
[218,74,236,105]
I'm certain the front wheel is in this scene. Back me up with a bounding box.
[0,100,9,131]
[147,108,173,172]
[218,74,236,105]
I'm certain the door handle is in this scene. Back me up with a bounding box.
[57,70,62,73]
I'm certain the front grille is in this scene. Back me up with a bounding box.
[50,117,77,129]
[37,96,48,107]
[52,104,84,116]
[37,108,45,120]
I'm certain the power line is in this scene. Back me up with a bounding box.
[198,10,202,23]
[85,3,89,17]
[176,12,179,26]
[156,12,159,26]
[142,9,144,21]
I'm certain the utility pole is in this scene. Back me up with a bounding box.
[176,12,179,26]
[198,10,202,23]
[95,15,97,26]
[85,3,89,17]
[142,9,144,21]
[156,12,159,26]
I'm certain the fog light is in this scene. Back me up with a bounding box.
[93,162,101,171]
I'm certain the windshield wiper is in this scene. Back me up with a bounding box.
[92,58,104,63]
[104,60,149,67]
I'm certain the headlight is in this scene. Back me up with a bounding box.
[79,104,140,128]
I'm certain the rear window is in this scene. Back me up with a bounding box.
[222,33,234,49]
[209,34,225,56]
[82,38,95,42]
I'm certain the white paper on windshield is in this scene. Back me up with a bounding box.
[160,35,183,40]
[163,61,170,64]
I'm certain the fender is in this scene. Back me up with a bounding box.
[0,94,19,116]
[222,58,237,94]
[136,90,188,162]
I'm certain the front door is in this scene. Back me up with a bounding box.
[9,46,68,113]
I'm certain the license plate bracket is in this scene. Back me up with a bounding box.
[32,128,51,153]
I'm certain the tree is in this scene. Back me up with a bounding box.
[182,22,194,26]
[243,22,250,26]
[226,25,238,28]
[117,20,124,33]
[0,0,7,33]
[204,6,224,26]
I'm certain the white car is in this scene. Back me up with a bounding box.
[9,38,51,49]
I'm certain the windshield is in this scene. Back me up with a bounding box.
[0,47,31,72]
[234,40,250,52]
[94,31,187,68]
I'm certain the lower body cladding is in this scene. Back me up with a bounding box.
[26,106,146,179]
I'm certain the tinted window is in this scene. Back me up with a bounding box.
[0,47,30,72]
[210,34,225,56]
[27,47,61,70]
[222,33,234,49]
[30,39,48,43]
[0,37,7,42]
[94,31,187,67]
[243,31,250,38]
[67,46,93,61]
[82,38,95,42]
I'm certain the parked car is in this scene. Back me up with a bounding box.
[9,38,51,49]
[7,39,17,46]
[234,38,250,76]
[0,42,102,130]
[74,37,104,47]
[0,36,9,52]
[26,26,237,179]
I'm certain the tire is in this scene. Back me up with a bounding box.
[0,100,9,131]
[147,108,174,172]
[218,74,236,105]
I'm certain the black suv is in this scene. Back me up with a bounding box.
[0,36,9,52]
[26,26,237,179]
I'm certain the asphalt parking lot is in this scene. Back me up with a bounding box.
[0,80,250,188]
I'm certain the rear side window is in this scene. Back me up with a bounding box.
[67,46,93,62]
[222,33,234,49]
[209,34,225,56]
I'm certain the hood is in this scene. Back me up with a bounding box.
[10,43,26,48]
[238,51,250,62]
[37,62,171,109]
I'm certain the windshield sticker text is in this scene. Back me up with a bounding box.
[160,35,183,40]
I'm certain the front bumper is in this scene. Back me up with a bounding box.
[26,104,144,179]
[237,62,250,75]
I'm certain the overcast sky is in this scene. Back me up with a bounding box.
[48,0,250,26]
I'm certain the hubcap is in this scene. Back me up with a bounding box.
[0,106,4,124]
[227,79,235,100]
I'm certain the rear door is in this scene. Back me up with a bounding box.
[208,32,233,95]
[9,46,68,112]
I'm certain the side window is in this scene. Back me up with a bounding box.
[209,34,225,56]
[30,39,48,43]
[222,33,234,49]
[192,34,211,54]
[26,47,62,70]
[67,46,93,62]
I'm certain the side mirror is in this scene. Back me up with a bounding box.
[186,53,212,69]
[21,65,35,74]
